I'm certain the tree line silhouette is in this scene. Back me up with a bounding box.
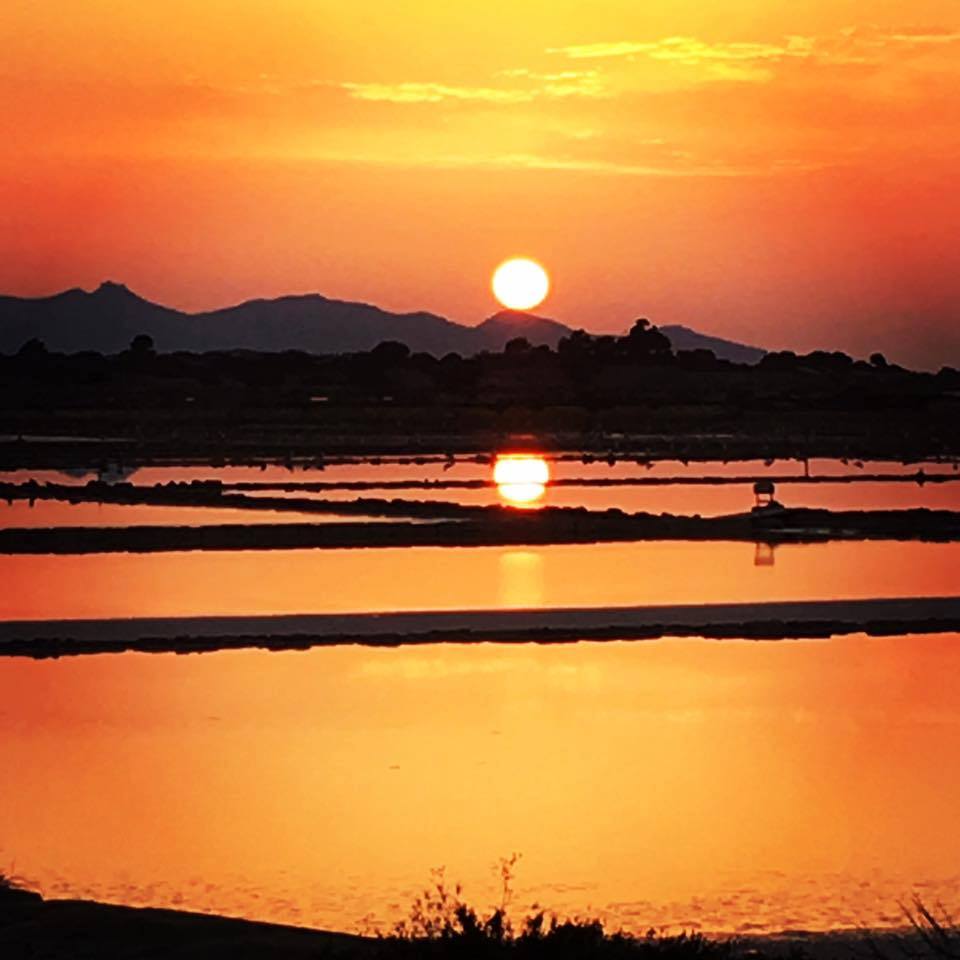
[4,319,954,415]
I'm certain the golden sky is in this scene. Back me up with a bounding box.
[1,1,958,365]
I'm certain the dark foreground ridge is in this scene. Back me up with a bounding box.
[3,310,959,468]
[0,886,368,959]
[2,596,958,658]
[1,886,956,960]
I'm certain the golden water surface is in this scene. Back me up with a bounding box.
[2,636,959,934]
[2,540,959,621]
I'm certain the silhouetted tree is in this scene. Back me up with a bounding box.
[870,352,888,368]
[17,337,47,358]
[504,337,532,355]
[759,350,798,372]
[371,340,411,364]
[623,318,673,361]
[806,350,854,372]
[130,333,155,356]
[557,329,594,359]
[676,348,720,371]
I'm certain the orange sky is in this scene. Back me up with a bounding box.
[1,1,958,366]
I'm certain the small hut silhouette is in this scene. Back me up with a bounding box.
[753,479,776,508]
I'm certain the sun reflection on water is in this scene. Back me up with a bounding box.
[498,550,545,608]
[494,454,550,508]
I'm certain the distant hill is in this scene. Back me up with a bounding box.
[472,310,572,351]
[0,282,767,362]
[0,283,474,356]
[659,325,767,365]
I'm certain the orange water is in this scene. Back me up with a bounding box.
[1,540,958,622]
[2,636,959,934]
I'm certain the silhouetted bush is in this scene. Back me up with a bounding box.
[17,337,48,358]
[377,859,739,960]
[129,333,156,356]
[863,899,960,960]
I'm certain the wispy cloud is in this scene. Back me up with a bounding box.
[495,68,607,98]
[341,71,607,105]
[549,27,960,75]
[312,147,822,179]
[341,82,534,104]
[543,35,821,86]
[549,36,815,65]
[887,28,960,45]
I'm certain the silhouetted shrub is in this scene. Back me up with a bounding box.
[16,337,47,359]
[372,340,412,364]
[865,899,960,960]
[377,859,739,959]
[129,333,156,356]
[505,337,533,355]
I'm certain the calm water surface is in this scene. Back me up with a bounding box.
[1,457,955,488]
[245,481,960,515]
[3,481,957,523]
[4,459,958,519]
[2,540,959,621]
[0,500,393,528]
[2,636,959,934]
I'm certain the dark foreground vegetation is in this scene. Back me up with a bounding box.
[3,870,960,960]
[3,321,960,467]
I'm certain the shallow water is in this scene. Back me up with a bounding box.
[1,456,954,489]
[2,636,959,935]
[4,457,957,518]
[2,540,959,622]
[3,479,957,523]
[244,480,960,515]
[3,453,957,937]
[0,500,395,529]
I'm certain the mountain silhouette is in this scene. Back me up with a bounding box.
[0,282,767,362]
[472,310,573,350]
[658,325,766,365]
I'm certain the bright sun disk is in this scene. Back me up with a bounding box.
[492,258,550,311]
[494,454,550,507]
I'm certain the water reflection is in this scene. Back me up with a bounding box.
[0,500,361,529]
[754,543,777,567]
[2,541,959,622]
[5,458,960,518]
[1,457,957,493]
[3,636,959,935]
[241,479,960,516]
[498,551,545,608]
[494,455,550,508]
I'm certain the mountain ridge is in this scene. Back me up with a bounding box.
[658,324,767,365]
[0,282,768,363]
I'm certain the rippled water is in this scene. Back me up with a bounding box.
[2,636,959,934]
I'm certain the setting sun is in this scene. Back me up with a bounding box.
[492,258,550,311]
